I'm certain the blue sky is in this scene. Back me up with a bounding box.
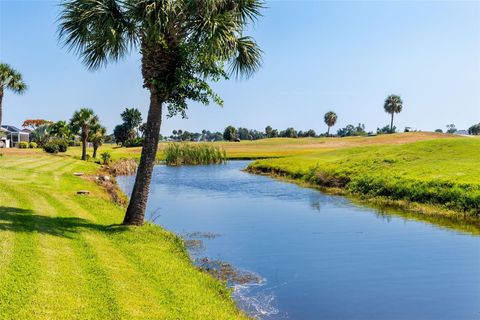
[1,0,479,134]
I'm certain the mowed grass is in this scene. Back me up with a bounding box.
[0,154,246,319]
[248,137,480,216]
[60,131,453,161]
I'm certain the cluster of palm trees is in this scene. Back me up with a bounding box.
[70,108,106,160]
[1,64,106,159]
[322,95,403,136]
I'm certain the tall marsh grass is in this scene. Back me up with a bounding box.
[110,158,138,175]
[165,143,227,166]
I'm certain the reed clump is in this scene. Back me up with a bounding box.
[110,158,138,176]
[165,143,227,166]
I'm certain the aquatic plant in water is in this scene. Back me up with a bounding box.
[165,143,227,166]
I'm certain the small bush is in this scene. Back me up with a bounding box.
[18,141,29,149]
[43,142,59,154]
[101,151,111,165]
[56,139,68,153]
[42,139,68,154]
[165,143,227,166]
[50,138,68,152]
[29,142,38,148]
[124,138,144,148]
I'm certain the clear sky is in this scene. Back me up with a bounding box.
[1,0,479,135]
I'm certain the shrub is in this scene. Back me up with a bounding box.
[43,142,59,154]
[29,142,38,148]
[101,151,111,165]
[165,143,227,166]
[50,138,68,152]
[124,138,144,148]
[18,141,29,149]
[42,138,68,154]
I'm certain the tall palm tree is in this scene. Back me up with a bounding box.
[324,111,337,136]
[69,108,99,160]
[384,94,403,133]
[0,63,27,127]
[89,124,107,158]
[59,0,263,225]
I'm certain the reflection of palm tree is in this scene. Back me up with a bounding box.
[309,195,322,212]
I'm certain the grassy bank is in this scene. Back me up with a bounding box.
[0,153,246,319]
[248,137,480,219]
[60,131,449,161]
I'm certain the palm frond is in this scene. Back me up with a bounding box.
[58,0,137,70]
[229,36,262,79]
[0,63,27,93]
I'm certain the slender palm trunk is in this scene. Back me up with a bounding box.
[81,135,87,160]
[93,145,98,158]
[390,113,394,133]
[327,126,330,136]
[123,86,162,225]
[0,87,3,127]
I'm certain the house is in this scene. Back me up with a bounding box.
[0,127,10,148]
[0,125,30,147]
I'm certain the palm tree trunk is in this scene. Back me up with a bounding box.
[81,135,87,160]
[123,86,162,226]
[93,145,98,158]
[0,87,3,127]
[390,113,394,133]
[327,126,330,136]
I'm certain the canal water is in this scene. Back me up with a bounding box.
[117,161,480,320]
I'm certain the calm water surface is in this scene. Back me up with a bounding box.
[117,161,480,320]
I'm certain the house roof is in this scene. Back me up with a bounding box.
[1,125,29,134]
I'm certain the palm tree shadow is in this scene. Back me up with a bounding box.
[0,206,128,238]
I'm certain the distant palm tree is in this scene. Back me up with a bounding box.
[0,63,27,127]
[69,108,99,161]
[324,111,338,136]
[49,120,72,139]
[384,95,403,133]
[89,124,107,158]
[59,0,263,225]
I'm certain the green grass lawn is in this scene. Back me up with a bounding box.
[0,154,246,319]
[248,137,480,217]
[61,131,453,161]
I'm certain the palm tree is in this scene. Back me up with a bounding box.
[384,95,403,133]
[89,124,107,158]
[49,120,72,139]
[0,63,27,127]
[69,108,99,161]
[324,111,337,136]
[59,0,263,226]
